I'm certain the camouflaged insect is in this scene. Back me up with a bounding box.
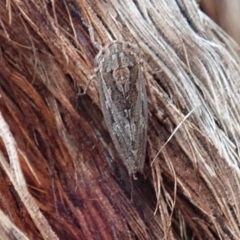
[95,41,148,176]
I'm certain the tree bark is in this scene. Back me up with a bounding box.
[0,0,240,239]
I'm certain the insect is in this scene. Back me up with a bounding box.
[94,41,148,176]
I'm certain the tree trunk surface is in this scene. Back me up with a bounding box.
[0,0,240,239]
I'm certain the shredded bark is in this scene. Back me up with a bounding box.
[0,0,240,239]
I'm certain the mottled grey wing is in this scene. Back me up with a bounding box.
[96,42,147,175]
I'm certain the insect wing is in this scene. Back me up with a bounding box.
[95,42,147,175]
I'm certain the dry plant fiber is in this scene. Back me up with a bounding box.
[0,0,240,239]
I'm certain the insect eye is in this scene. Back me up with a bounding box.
[128,63,135,70]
